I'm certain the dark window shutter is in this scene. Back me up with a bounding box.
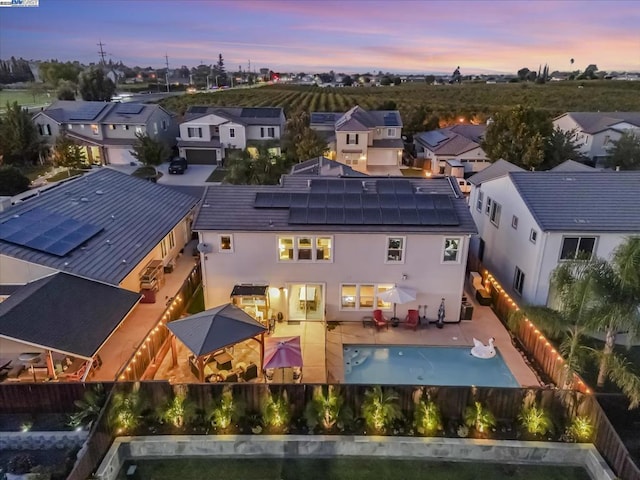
[355,134,359,144]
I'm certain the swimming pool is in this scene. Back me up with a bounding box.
[343,345,519,387]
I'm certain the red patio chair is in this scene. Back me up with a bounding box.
[373,310,389,331]
[405,309,419,331]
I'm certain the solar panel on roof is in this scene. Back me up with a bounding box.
[310,112,338,124]
[68,103,109,121]
[400,209,420,224]
[396,194,416,209]
[326,207,345,224]
[345,208,363,224]
[328,180,345,193]
[376,181,395,194]
[415,195,435,208]
[189,106,208,114]
[362,208,382,224]
[254,192,273,207]
[344,181,363,193]
[327,193,345,207]
[344,193,362,207]
[433,195,453,209]
[309,193,327,207]
[392,180,413,194]
[290,193,309,207]
[241,107,280,118]
[383,112,400,126]
[0,208,103,256]
[379,193,398,207]
[306,208,326,224]
[381,208,402,225]
[437,209,460,226]
[419,209,440,225]
[310,179,329,193]
[362,194,380,209]
[271,192,291,208]
[288,207,308,223]
[115,103,144,115]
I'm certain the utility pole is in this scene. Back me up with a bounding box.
[164,54,170,93]
[97,40,107,65]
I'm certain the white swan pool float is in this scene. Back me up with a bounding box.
[470,337,496,359]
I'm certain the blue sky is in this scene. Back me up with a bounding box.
[1,0,639,74]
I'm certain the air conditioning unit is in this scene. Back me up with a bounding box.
[197,242,212,253]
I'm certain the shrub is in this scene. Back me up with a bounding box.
[157,391,197,429]
[0,165,30,195]
[464,401,496,435]
[68,383,106,429]
[413,398,442,435]
[304,385,352,432]
[108,386,145,434]
[564,416,594,443]
[362,385,402,433]
[518,405,555,437]
[207,387,245,431]
[261,389,290,432]
[7,453,36,474]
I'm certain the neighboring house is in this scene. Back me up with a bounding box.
[550,160,598,172]
[468,168,640,306]
[414,125,489,175]
[177,106,286,165]
[310,106,404,172]
[553,112,640,167]
[0,168,199,380]
[193,176,476,327]
[290,156,367,177]
[32,101,178,165]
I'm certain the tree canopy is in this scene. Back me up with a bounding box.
[52,132,86,173]
[282,112,328,162]
[482,105,553,170]
[130,133,170,168]
[0,166,31,196]
[541,127,582,170]
[224,147,290,185]
[605,131,640,170]
[78,67,116,101]
[0,101,45,166]
[39,61,82,87]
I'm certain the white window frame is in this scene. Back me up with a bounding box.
[485,197,492,215]
[511,215,519,229]
[387,128,396,137]
[559,236,597,261]
[513,267,525,295]
[277,235,333,263]
[67,124,72,130]
[218,234,233,253]
[339,283,394,311]
[490,201,501,227]
[442,237,462,264]
[135,126,143,135]
[476,191,484,212]
[529,229,538,244]
[162,120,168,131]
[268,127,275,137]
[385,236,406,264]
[187,127,202,138]
[347,133,359,145]
[109,124,116,130]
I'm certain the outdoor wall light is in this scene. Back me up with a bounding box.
[402,274,408,280]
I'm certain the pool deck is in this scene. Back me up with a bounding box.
[153,289,540,388]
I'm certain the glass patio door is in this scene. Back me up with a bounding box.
[288,283,323,321]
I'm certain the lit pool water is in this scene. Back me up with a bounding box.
[343,345,519,387]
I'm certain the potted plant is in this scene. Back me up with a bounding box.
[361,385,402,434]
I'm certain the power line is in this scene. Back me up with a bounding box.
[97,41,108,65]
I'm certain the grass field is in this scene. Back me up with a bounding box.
[0,89,53,109]
[161,80,640,135]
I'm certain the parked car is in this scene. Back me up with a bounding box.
[168,157,188,174]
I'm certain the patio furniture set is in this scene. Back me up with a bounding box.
[188,353,259,383]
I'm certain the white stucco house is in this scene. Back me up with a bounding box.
[32,101,178,165]
[193,176,476,326]
[553,112,640,167]
[414,124,489,175]
[468,165,640,306]
[177,106,286,165]
[309,106,404,172]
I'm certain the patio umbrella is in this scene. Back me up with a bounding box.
[168,303,267,381]
[377,286,417,319]
[263,336,303,383]
[437,297,446,329]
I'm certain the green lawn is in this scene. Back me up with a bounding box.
[0,89,53,109]
[206,167,227,182]
[121,458,590,480]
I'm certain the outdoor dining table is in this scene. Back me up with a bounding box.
[18,352,41,381]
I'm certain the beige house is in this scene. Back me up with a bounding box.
[32,101,178,165]
[193,176,476,326]
[177,106,286,165]
[310,106,404,172]
[553,112,640,167]
[414,125,489,175]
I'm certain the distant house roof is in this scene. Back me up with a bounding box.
[468,159,524,185]
[550,160,597,172]
[311,106,403,131]
[509,171,640,232]
[183,106,284,126]
[0,169,199,285]
[35,101,171,126]
[193,176,476,234]
[0,273,140,358]
[415,125,486,156]
[556,112,640,134]
[372,138,404,149]
[290,157,367,177]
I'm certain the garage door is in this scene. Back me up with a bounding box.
[107,147,137,165]
[186,149,217,165]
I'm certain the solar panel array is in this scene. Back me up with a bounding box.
[68,103,109,121]
[189,106,208,114]
[253,179,459,226]
[0,208,103,257]
[310,112,338,124]
[383,112,400,126]
[114,103,144,115]
[240,107,281,118]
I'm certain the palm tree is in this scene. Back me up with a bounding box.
[361,385,402,432]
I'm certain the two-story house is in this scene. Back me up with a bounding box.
[0,169,199,380]
[177,106,286,165]
[414,124,489,175]
[32,101,178,165]
[468,165,640,306]
[193,176,476,326]
[310,106,404,172]
[553,112,640,167]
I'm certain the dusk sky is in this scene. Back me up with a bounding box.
[1,0,639,74]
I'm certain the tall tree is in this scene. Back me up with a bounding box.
[0,101,45,166]
[541,127,582,170]
[224,147,290,185]
[52,132,86,174]
[283,112,328,162]
[78,67,116,101]
[130,133,170,171]
[0,166,31,196]
[482,105,552,170]
[605,131,640,170]
[39,61,82,87]
[56,80,77,100]
[517,68,530,81]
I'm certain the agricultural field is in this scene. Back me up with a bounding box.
[160,80,640,135]
[0,89,53,111]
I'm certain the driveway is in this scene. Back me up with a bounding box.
[156,164,217,186]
